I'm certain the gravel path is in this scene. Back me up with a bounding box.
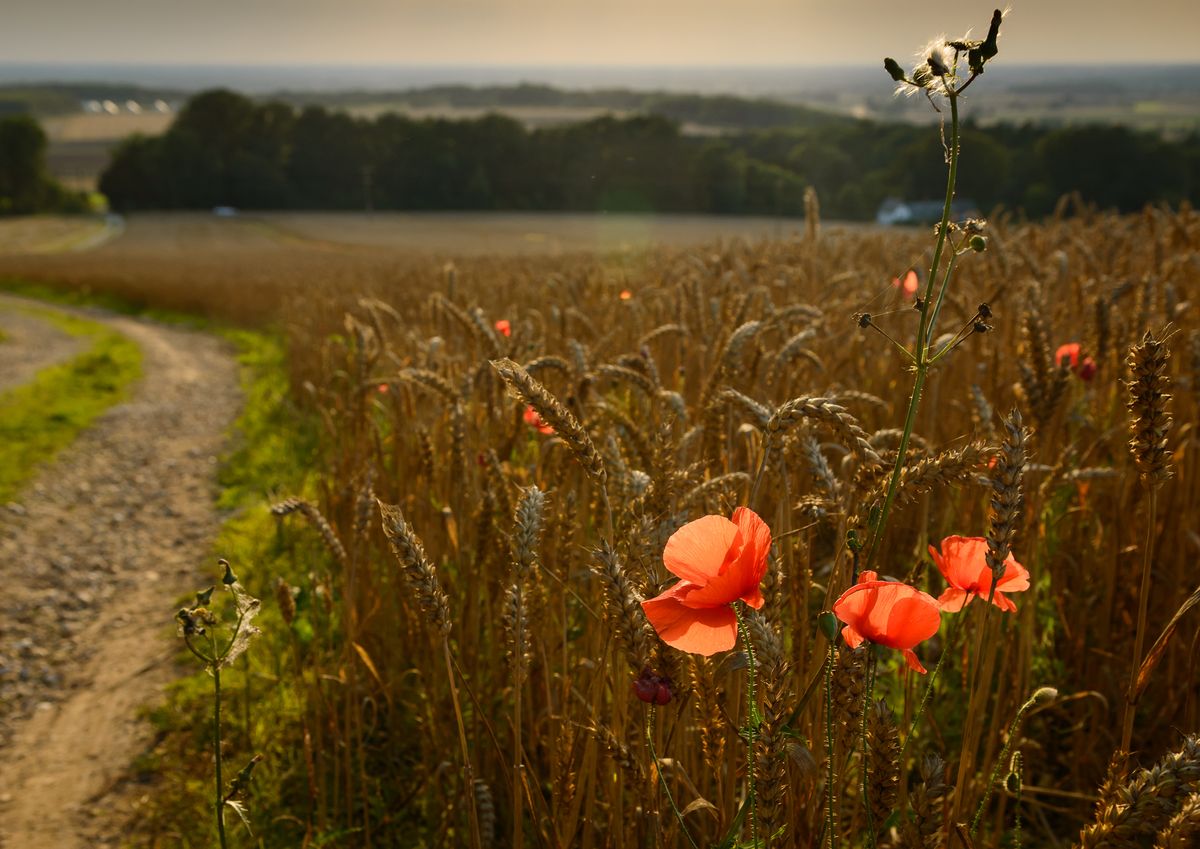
[0,298,241,848]
[0,304,86,395]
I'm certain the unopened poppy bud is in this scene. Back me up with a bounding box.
[883,57,907,82]
[1078,357,1097,382]
[633,668,674,705]
[969,235,988,253]
[817,610,840,642]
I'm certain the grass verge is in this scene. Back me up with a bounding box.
[0,302,142,502]
[2,277,327,846]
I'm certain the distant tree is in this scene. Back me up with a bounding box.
[0,115,50,213]
[0,114,84,214]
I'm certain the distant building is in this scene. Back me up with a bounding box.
[876,197,978,226]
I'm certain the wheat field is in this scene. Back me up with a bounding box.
[4,199,1197,848]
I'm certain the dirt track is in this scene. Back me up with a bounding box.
[0,306,85,394]
[0,297,241,848]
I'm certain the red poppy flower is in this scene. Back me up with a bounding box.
[892,269,919,299]
[377,383,389,394]
[641,507,771,656]
[1055,343,1097,382]
[619,289,633,301]
[832,571,941,673]
[523,406,554,434]
[494,319,512,337]
[929,535,1030,613]
[1055,343,1081,369]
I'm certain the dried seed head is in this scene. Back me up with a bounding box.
[491,358,606,484]
[275,577,296,626]
[1127,330,1174,484]
[378,500,452,635]
[986,409,1029,579]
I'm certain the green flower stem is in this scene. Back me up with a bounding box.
[859,650,879,849]
[734,604,762,848]
[645,706,701,849]
[824,643,839,849]
[865,91,961,573]
[970,688,1056,838]
[210,635,228,849]
[900,594,969,759]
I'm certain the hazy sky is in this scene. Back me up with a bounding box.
[4,0,1198,66]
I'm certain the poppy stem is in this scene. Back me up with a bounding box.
[859,649,880,849]
[864,90,961,574]
[900,603,966,760]
[824,642,840,849]
[644,706,702,849]
[734,605,762,848]
[1121,485,1157,750]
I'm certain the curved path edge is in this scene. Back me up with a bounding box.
[0,299,242,849]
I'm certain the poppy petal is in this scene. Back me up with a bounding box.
[885,595,942,647]
[937,587,972,612]
[842,625,864,649]
[662,515,738,585]
[642,591,738,656]
[902,648,928,674]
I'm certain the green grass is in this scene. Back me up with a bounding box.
[0,303,142,502]
[2,277,327,845]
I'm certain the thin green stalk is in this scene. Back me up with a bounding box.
[646,707,702,849]
[1121,485,1158,750]
[970,688,1056,838]
[824,643,839,849]
[212,635,228,849]
[445,640,483,849]
[859,650,879,849]
[864,91,961,573]
[735,605,762,848]
[900,595,969,758]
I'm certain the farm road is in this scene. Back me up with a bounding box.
[0,306,86,394]
[0,295,241,848]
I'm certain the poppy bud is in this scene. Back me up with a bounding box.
[978,302,992,319]
[1078,356,1097,382]
[883,57,907,82]
[857,313,872,328]
[974,321,991,334]
[633,668,674,705]
[969,235,988,253]
[817,610,840,642]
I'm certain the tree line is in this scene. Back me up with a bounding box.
[0,115,87,215]
[99,88,1200,219]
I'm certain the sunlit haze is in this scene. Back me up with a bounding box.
[4,0,1199,67]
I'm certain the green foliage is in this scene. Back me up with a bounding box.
[0,305,142,502]
[99,87,1200,219]
[0,115,87,214]
[135,330,336,847]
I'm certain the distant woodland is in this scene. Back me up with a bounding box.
[0,115,86,214]
[89,88,1200,218]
